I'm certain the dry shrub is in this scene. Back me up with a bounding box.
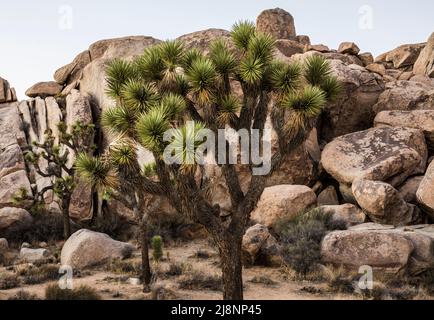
[164,262,191,278]
[8,290,39,300]
[17,264,59,285]
[177,270,222,291]
[248,276,277,286]
[106,258,141,276]
[45,284,101,300]
[0,273,20,290]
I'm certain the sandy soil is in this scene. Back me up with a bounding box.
[0,239,356,300]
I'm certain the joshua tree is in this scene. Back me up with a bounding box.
[76,20,339,300]
[20,121,95,239]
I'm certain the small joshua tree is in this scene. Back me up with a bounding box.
[76,139,162,292]
[20,121,95,239]
[151,236,163,262]
[76,20,339,300]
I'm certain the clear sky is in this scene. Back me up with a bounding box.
[1,0,433,99]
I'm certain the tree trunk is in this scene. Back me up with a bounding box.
[62,207,71,240]
[140,217,152,292]
[219,234,244,300]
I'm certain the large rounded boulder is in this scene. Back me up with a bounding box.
[321,126,428,189]
[256,8,296,40]
[251,185,317,228]
[61,229,134,269]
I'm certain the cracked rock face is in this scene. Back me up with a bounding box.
[319,60,385,141]
[321,224,434,275]
[321,126,428,188]
[374,110,434,150]
[321,228,414,272]
[373,80,434,114]
[0,103,32,208]
[417,161,434,217]
[414,32,434,77]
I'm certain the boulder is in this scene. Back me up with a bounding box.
[25,81,62,98]
[275,39,305,57]
[65,90,94,220]
[373,80,434,114]
[321,126,428,188]
[0,171,32,209]
[256,8,296,39]
[242,224,271,264]
[321,227,414,272]
[417,161,434,217]
[267,120,319,187]
[317,186,339,206]
[358,52,374,66]
[398,176,424,203]
[385,69,404,80]
[414,32,434,77]
[385,43,426,69]
[319,204,366,228]
[399,71,414,81]
[177,29,230,52]
[307,44,330,53]
[0,103,27,147]
[251,185,317,228]
[295,35,310,46]
[410,74,434,86]
[54,50,91,85]
[0,77,17,103]
[0,207,33,236]
[80,36,161,113]
[19,248,51,263]
[321,52,364,66]
[65,90,93,138]
[323,223,434,274]
[352,179,422,226]
[60,229,134,269]
[366,63,386,75]
[0,144,25,180]
[242,224,282,267]
[374,110,434,149]
[338,42,360,55]
[318,60,385,141]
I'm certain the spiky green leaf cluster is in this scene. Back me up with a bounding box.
[304,55,341,101]
[101,106,138,136]
[136,107,171,153]
[122,80,159,112]
[75,153,117,190]
[106,59,135,99]
[159,93,187,120]
[108,137,138,169]
[217,95,240,126]
[231,21,256,51]
[269,61,302,94]
[185,57,217,105]
[209,39,237,76]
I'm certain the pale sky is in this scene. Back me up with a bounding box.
[1,0,433,99]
